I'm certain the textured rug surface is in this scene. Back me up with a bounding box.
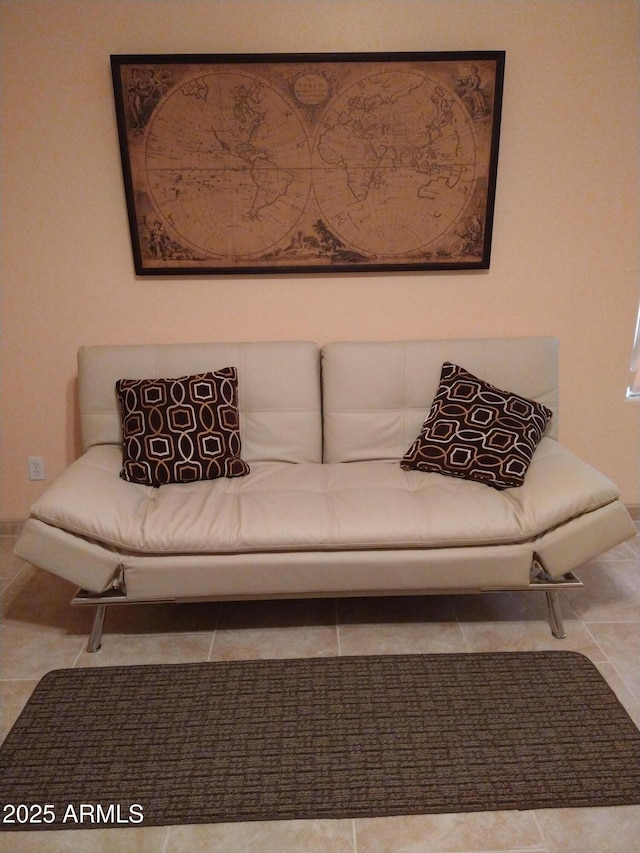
[1,651,639,831]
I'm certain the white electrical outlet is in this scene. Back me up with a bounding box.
[28,456,46,481]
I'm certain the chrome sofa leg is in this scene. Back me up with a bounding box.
[546,590,566,639]
[86,604,107,653]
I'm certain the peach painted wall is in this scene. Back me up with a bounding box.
[1,0,639,520]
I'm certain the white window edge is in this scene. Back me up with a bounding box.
[627,302,640,400]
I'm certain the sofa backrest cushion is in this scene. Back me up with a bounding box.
[78,342,322,464]
[321,337,559,463]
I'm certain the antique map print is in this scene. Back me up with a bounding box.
[111,53,504,274]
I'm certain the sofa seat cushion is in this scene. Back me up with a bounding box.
[29,440,620,556]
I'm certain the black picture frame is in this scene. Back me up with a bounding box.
[111,51,505,275]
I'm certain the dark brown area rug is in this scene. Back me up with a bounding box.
[1,651,640,831]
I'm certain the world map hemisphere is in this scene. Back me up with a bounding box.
[142,68,480,262]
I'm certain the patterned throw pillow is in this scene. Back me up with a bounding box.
[116,368,250,487]
[401,362,553,489]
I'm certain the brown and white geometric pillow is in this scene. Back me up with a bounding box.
[116,368,250,487]
[401,362,553,489]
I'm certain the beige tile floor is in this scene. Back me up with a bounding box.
[1,524,639,853]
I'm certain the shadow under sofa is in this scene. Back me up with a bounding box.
[14,337,636,651]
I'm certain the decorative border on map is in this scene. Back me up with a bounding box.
[111,52,505,275]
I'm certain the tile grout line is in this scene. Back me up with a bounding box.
[72,635,90,668]
[207,602,223,661]
[456,847,548,853]
[161,823,173,853]
[0,677,41,683]
[607,656,640,704]
[578,616,618,670]
[0,559,30,601]
[450,595,475,652]
[531,807,553,853]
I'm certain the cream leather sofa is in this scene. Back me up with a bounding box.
[15,337,636,651]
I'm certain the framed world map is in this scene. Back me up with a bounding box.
[111,52,505,275]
